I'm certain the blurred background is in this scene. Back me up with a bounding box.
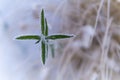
[1,0,120,80]
[0,0,61,80]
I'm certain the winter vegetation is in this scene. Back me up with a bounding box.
[1,0,120,80]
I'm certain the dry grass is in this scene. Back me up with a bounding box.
[43,0,120,80]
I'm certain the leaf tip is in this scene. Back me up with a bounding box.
[35,40,40,44]
[15,36,21,40]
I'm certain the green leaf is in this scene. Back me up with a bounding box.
[46,42,48,58]
[16,35,40,40]
[15,8,75,65]
[46,34,74,40]
[45,18,48,36]
[35,40,40,44]
[41,9,45,35]
[50,44,55,58]
[41,40,46,64]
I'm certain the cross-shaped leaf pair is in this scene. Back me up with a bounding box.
[16,9,74,64]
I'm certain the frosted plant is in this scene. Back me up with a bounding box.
[16,9,74,64]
